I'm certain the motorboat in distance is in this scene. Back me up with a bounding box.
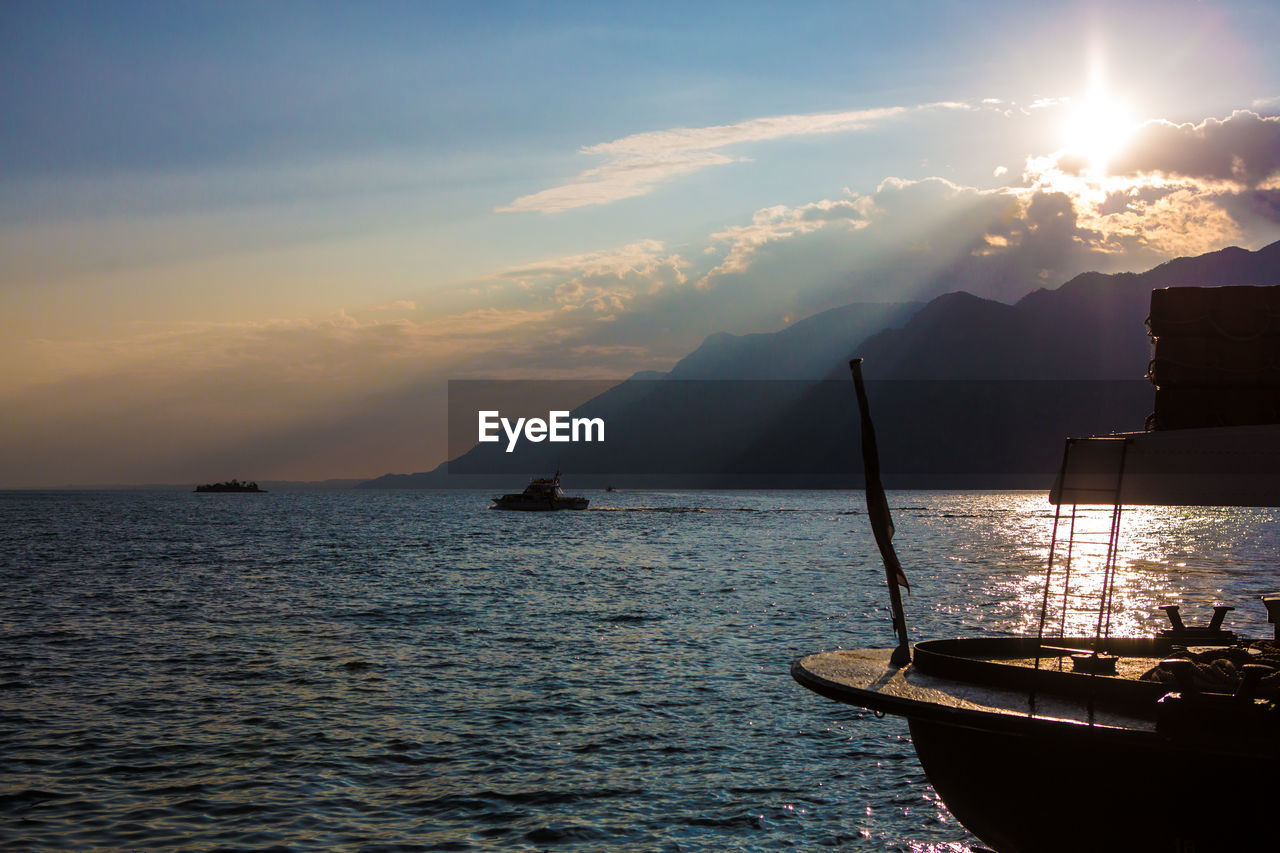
[194,479,266,493]
[491,472,589,511]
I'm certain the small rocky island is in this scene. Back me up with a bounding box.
[194,479,266,493]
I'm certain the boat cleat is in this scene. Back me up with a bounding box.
[1261,594,1280,639]
[1156,603,1237,645]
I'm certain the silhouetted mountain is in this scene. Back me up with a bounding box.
[361,240,1280,489]
[359,302,918,488]
[668,301,919,379]
[854,242,1280,379]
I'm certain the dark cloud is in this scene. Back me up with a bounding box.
[1054,153,1090,176]
[1110,111,1280,186]
[924,190,1100,302]
[555,179,1118,349]
[1208,186,1280,231]
[1242,189,1280,223]
[1023,191,1077,246]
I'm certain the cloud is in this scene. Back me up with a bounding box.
[702,197,874,282]
[1109,111,1280,187]
[988,109,1280,267]
[498,240,689,316]
[11,102,1278,486]
[496,103,966,213]
[547,177,1039,348]
[490,107,1279,363]
[496,151,738,214]
[500,239,681,279]
[1016,110,1280,259]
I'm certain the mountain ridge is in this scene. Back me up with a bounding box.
[363,239,1280,488]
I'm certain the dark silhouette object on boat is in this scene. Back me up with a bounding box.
[491,472,588,510]
[194,479,266,493]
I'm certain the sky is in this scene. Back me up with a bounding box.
[3,0,1280,487]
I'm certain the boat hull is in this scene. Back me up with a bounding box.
[793,643,1278,852]
[490,497,589,511]
[909,711,1268,853]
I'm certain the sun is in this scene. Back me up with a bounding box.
[1060,90,1137,174]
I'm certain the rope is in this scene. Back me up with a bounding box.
[1142,644,1280,696]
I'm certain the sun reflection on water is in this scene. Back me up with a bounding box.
[902,493,1280,641]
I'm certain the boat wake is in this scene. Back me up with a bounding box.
[590,506,810,514]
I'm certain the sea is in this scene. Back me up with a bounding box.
[3,488,1279,852]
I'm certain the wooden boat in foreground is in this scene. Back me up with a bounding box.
[795,632,1280,852]
[793,286,1280,853]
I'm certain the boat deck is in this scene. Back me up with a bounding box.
[793,646,1163,732]
[988,654,1157,679]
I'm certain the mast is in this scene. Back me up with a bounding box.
[849,359,911,666]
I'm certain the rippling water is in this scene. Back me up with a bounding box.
[3,489,1278,851]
